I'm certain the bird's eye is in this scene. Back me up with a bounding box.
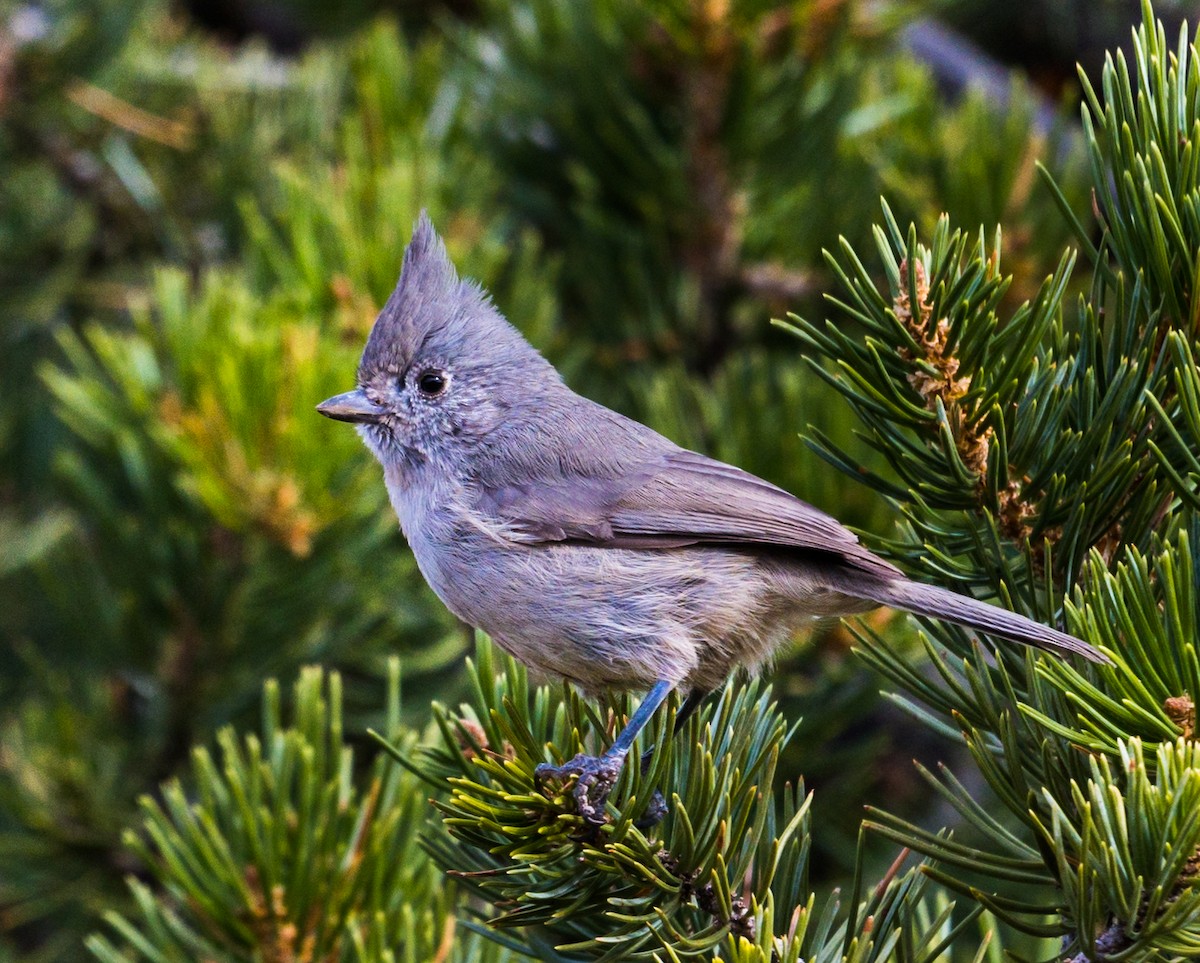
[417,369,447,396]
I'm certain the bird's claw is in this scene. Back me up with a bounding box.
[535,751,669,828]
[636,789,668,829]
[535,752,624,825]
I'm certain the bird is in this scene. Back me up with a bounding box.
[317,214,1109,824]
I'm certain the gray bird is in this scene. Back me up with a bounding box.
[317,215,1108,823]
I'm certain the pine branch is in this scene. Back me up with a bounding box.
[389,638,1029,963]
[87,661,515,963]
[782,3,1200,954]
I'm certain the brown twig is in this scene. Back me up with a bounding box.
[66,79,193,149]
[680,0,744,374]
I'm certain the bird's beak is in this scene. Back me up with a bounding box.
[316,389,383,424]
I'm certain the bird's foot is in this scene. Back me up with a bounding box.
[535,751,625,825]
[637,789,668,828]
[535,751,669,828]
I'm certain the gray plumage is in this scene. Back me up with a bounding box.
[320,215,1108,703]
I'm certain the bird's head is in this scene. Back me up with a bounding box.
[317,214,560,475]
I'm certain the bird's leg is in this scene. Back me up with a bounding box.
[535,680,673,825]
[633,687,710,826]
[638,687,709,769]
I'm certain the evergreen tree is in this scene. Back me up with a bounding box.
[6,0,1198,960]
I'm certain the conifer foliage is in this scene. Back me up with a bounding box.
[3,0,1200,960]
[786,3,1200,954]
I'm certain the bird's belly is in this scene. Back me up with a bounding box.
[414,537,778,692]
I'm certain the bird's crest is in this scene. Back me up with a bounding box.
[357,211,555,389]
[359,212,466,378]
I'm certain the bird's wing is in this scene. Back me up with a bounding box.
[476,448,901,580]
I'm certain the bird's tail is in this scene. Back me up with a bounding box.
[849,577,1111,664]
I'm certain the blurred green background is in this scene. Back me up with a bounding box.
[0,0,1177,958]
